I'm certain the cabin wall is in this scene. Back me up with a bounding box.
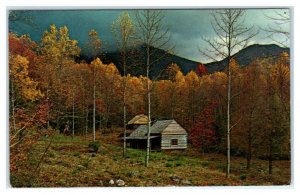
[161,134,187,149]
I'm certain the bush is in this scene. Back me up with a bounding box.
[201,161,209,167]
[240,175,247,180]
[165,162,173,167]
[89,141,100,152]
[175,162,182,167]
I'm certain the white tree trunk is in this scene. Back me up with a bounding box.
[72,90,75,137]
[226,62,231,178]
[123,100,127,157]
[145,39,151,167]
[11,80,16,133]
[93,71,96,142]
[46,88,50,129]
[85,107,88,138]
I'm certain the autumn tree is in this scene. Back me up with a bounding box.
[112,11,135,157]
[261,55,290,175]
[8,33,49,173]
[185,71,201,125]
[166,63,181,119]
[199,9,257,178]
[238,61,265,170]
[39,24,80,130]
[189,100,218,153]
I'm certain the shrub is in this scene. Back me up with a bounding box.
[73,152,80,157]
[89,141,100,152]
[201,161,209,167]
[165,162,173,167]
[82,161,89,168]
[240,174,247,180]
[175,162,182,167]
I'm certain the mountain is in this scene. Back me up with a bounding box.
[99,45,200,79]
[78,44,289,79]
[205,44,290,73]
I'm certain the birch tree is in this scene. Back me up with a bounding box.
[134,10,173,167]
[112,12,135,157]
[199,9,257,178]
[87,29,102,142]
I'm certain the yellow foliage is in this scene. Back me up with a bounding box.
[10,54,43,101]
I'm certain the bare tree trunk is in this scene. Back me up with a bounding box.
[146,80,151,167]
[72,90,75,137]
[226,58,231,178]
[268,139,273,175]
[246,125,252,170]
[123,98,127,157]
[123,71,127,157]
[46,88,50,129]
[145,24,151,166]
[85,107,88,138]
[267,73,273,176]
[93,68,96,142]
[11,80,16,133]
[247,111,254,170]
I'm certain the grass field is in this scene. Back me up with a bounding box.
[10,131,291,187]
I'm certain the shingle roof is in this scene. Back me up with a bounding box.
[126,125,159,139]
[127,114,149,125]
[150,120,173,134]
[128,125,147,138]
[126,120,175,139]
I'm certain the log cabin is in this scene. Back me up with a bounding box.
[126,119,187,150]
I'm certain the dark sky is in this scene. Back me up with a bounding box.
[9,9,290,63]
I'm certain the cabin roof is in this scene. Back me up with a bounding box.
[127,125,147,138]
[127,114,149,125]
[150,120,173,134]
[127,119,187,140]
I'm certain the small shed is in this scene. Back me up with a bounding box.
[126,120,187,150]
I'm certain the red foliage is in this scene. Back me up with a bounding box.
[9,33,41,80]
[189,100,218,152]
[9,33,37,61]
[10,98,52,172]
[95,99,106,113]
[196,63,208,76]
[34,98,51,126]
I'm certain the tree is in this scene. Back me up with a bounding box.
[262,54,290,176]
[263,9,290,48]
[185,71,200,125]
[9,34,48,173]
[90,57,101,142]
[239,61,264,170]
[87,29,102,142]
[199,9,257,178]
[189,100,218,153]
[9,54,43,133]
[39,24,80,129]
[112,12,135,157]
[134,10,173,167]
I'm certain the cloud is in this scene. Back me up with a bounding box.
[9,9,291,62]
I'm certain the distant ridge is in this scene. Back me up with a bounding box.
[205,44,290,73]
[78,44,289,78]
